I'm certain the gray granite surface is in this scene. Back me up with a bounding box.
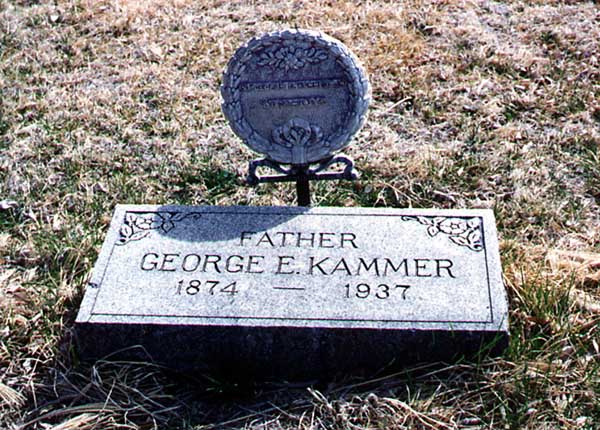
[221,29,370,164]
[76,205,509,379]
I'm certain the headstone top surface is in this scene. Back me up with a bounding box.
[221,29,370,164]
[77,205,508,333]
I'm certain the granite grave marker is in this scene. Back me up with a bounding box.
[76,205,508,378]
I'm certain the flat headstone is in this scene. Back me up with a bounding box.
[76,205,508,379]
[221,29,370,164]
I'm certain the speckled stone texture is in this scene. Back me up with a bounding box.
[76,205,509,379]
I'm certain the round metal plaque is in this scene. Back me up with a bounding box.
[221,29,370,165]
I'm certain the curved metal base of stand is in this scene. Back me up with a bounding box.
[247,154,359,207]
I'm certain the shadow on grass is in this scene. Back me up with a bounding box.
[24,351,509,429]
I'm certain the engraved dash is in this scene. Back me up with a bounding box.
[273,286,306,291]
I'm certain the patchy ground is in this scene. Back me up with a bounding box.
[1,0,599,428]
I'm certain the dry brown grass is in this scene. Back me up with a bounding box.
[1,0,599,428]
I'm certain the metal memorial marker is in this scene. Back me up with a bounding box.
[76,205,508,378]
[221,29,370,205]
[75,29,509,379]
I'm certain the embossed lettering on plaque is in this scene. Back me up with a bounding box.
[221,29,370,164]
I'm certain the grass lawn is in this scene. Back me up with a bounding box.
[1,0,599,428]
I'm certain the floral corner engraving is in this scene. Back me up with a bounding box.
[116,212,201,246]
[401,216,484,252]
[256,46,328,70]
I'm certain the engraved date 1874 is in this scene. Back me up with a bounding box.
[176,279,238,296]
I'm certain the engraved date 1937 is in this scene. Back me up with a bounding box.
[176,279,238,296]
[343,283,410,300]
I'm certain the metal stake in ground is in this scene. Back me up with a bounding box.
[220,29,371,206]
[296,168,310,207]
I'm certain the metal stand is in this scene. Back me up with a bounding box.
[247,154,358,207]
